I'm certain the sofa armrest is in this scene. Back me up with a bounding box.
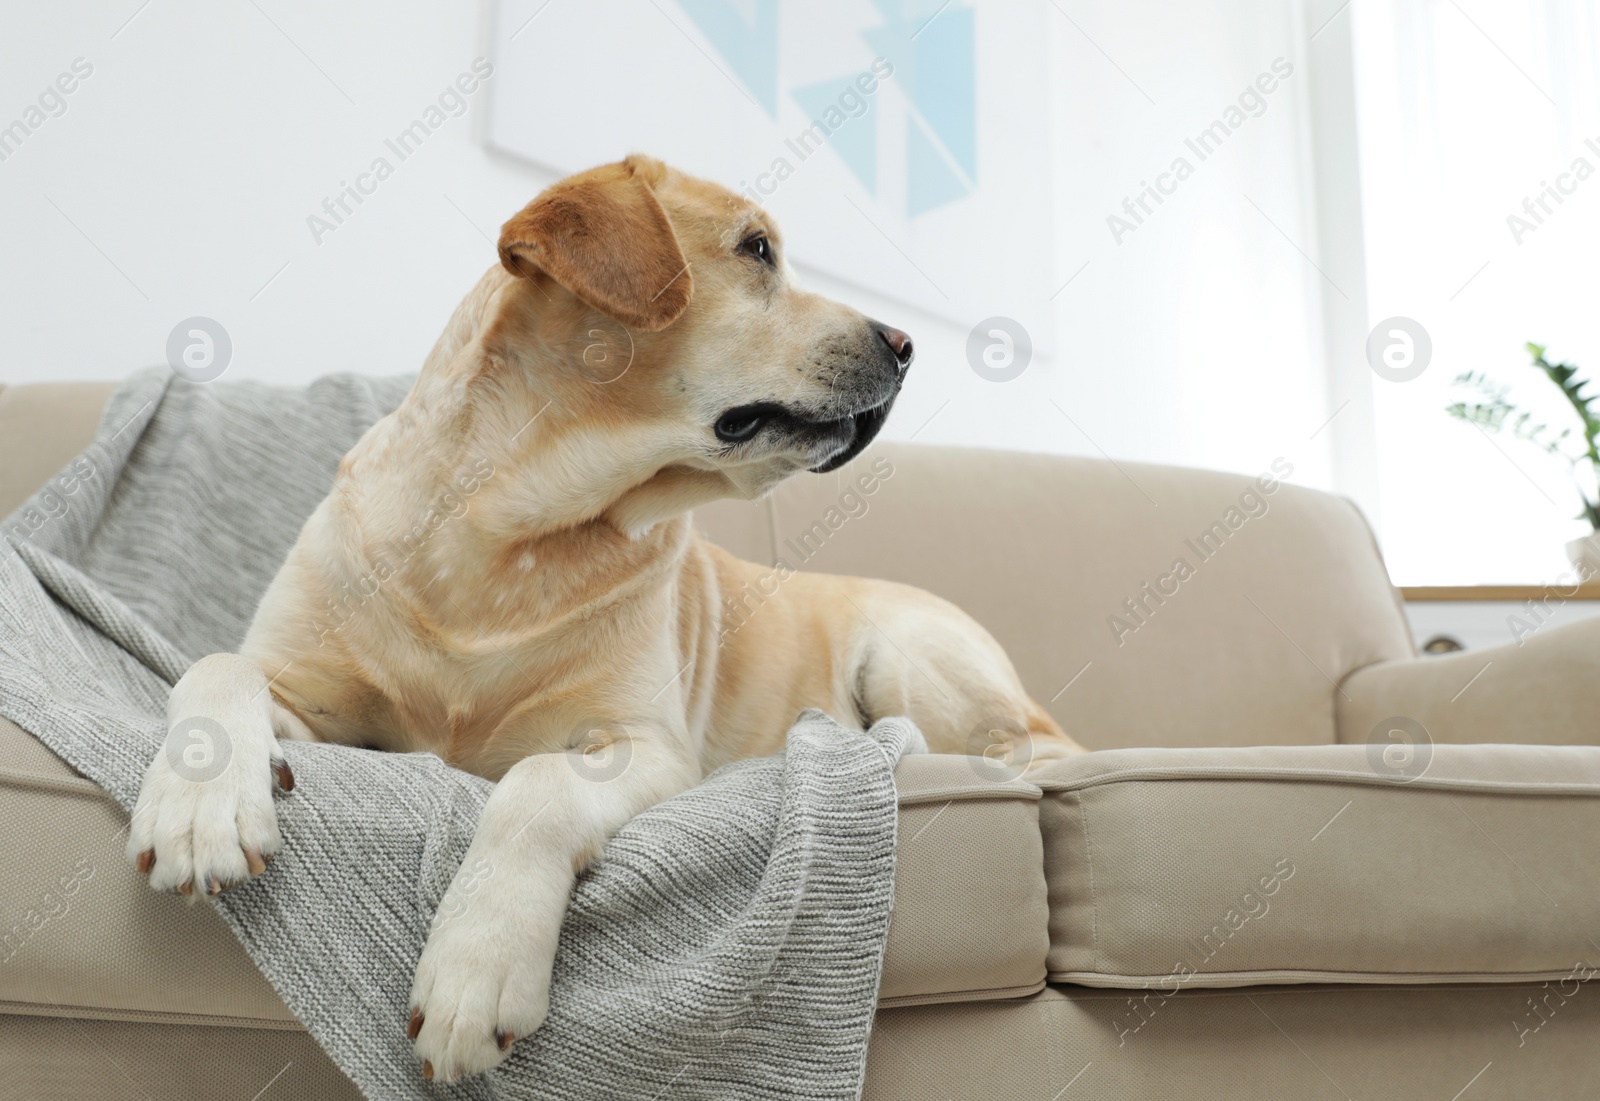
[1337,615,1600,747]
[1030,743,1600,991]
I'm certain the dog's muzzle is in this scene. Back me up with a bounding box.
[808,393,898,473]
[808,325,911,472]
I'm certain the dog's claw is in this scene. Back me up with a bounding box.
[407,1008,424,1040]
[177,879,193,897]
[205,873,222,897]
[497,1030,514,1052]
[135,849,155,874]
[273,760,295,792]
[421,1061,434,1081]
[245,848,267,876]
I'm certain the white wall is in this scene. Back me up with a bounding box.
[0,1,544,386]
[0,1,1341,506]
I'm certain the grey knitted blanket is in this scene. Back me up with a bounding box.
[0,367,916,1100]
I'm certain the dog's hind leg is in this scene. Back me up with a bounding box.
[126,653,298,896]
[846,581,1085,777]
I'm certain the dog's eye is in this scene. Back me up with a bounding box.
[715,408,768,443]
[739,233,776,268]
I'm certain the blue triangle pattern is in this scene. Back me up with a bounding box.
[911,5,976,178]
[906,114,970,215]
[862,24,916,103]
[675,0,781,116]
[790,80,879,194]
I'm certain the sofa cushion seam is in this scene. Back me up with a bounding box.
[876,979,1046,1009]
[1077,793,1100,966]
[897,783,1041,807]
[0,998,303,1031]
[1046,965,1600,988]
[1036,767,1600,796]
[0,765,103,798]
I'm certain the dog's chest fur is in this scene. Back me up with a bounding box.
[251,488,705,779]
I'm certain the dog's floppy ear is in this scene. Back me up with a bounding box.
[498,156,691,332]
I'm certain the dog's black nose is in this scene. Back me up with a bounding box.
[876,324,914,372]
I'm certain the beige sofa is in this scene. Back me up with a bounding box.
[4,380,1599,1099]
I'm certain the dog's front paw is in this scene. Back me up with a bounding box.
[407,864,564,1083]
[125,709,291,897]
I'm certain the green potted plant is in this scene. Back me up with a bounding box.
[1446,343,1600,576]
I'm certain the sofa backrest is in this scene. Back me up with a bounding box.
[695,442,1414,751]
[3,382,1414,753]
[0,382,119,520]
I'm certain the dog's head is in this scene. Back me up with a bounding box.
[479,155,911,530]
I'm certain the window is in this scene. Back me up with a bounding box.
[1351,0,1600,583]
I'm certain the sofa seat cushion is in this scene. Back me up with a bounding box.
[1033,744,1600,987]
[0,715,1048,1025]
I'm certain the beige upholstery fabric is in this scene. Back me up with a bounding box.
[1,1013,362,1101]
[1339,615,1600,746]
[1034,744,1600,986]
[865,983,1599,1100]
[879,756,1047,1006]
[691,495,776,567]
[762,444,1414,750]
[0,381,119,521]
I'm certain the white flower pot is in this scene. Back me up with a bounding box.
[1564,533,1600,581]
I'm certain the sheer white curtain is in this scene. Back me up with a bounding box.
[1351,0,1600,583]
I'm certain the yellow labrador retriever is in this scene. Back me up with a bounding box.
[126,155,1081,1082]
